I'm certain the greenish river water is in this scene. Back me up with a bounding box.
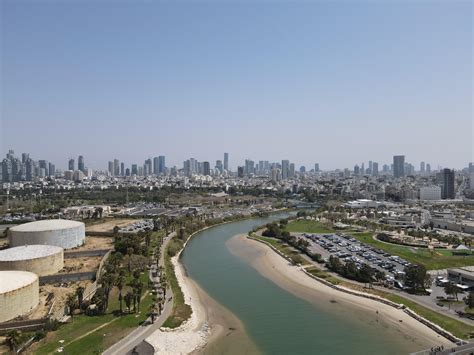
[180,213,427,355]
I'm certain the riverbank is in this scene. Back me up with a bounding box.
[146,254,258,354]
[228,234,454,351]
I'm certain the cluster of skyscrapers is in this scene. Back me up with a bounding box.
[107,156,166,177]
[1,150,56,182]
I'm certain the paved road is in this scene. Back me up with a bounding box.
[103,232,176,355]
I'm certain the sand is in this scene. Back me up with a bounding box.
[227,234,454,349]
[146,255,258,355]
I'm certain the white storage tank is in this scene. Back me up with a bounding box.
[8,220,85,250]
[0,271,39,322]
[0,245,64,276]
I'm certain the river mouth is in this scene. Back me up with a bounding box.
[181,214,449,355]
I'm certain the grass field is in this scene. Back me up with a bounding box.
[285,220,335,234]
[285,220,474,270]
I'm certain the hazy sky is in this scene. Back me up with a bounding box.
[1,0,472,170]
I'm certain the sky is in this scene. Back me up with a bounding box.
[1,0,472,171]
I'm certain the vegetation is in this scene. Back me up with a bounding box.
[285,220,334,234]
[386,294,474,339]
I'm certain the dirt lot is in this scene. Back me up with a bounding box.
[27,280,92,320]
[61,256,102,273]
[85,218,139,233]
[71,236,113,252]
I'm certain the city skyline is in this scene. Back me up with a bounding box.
[1,1,472,169]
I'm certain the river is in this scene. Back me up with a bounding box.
[180,213,433,354]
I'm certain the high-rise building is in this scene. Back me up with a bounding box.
[38,160,49,177]
[144,159,152,176]
[68,158,75,171]
[131,164,138,175]
[215,160,223,174]
[245,159,255,175]
[289,163,295,178]
[281,160,290,179]
[314,163,320,172]
[120,162,125,176]
[393,155,405,178]
[158,156,166,174]
[108,161,114,175]
[237,166,244,178]
[420,161,425,173]
[153,157,160,175]
[299,166,306,173]
[372,162,379,176]
[470,172,474,190]
[437,168,455,199]
[48,162,55,177]
[78,155,85,172]
[224,153,229,171]
[426,163,431,173]
[469,163,474,173]
[113,159,120,176]
[354,165,360,175]
[203,161,211,176]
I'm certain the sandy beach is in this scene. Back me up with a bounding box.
[146,254,258,355]
[227,234,454,350]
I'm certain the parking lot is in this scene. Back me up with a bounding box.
[295,232,412,288]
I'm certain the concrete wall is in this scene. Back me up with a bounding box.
[0,251,63,276]
[0,278,39,322]
[8,224,85,249]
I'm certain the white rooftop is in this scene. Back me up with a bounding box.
[10,219,84,232]
[0,270,38,294]
[0,245,63,261]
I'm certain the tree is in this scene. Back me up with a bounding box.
[465,291,474,309]
[145,232,151,248]
[116,272,126,314]
[6,330,21,352]
[444,282,459,301]
[76,286,85,310]
[404,264,429,293]
[124,292,133,313]
[134,281,144,312]
[66,293,77,319]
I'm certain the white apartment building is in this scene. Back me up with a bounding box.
[419,186,441,200]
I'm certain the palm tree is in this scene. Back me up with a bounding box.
[101,272,116,311]
[66,293,76,319]
[134,281,144,313]
[124,291,133,313]
[76,286,85,311]
[6,330,21,352]
[116,271,126,315]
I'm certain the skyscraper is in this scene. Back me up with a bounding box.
[68,158,75,171]
[420,161,425,173]
[120,162,125,176]
[78,155,85,172]
[114,159,120,176]
[281,160,290,179]
[426,163,431,173]
[393,155,405,178]
[215,160,223,174]
[372,162,379,176]
[438,168,455,199]
[224,153,229,171]
[108,161,114,175]
[153,157,160,175]
[158,156,166,174]
[203,161,211,176]
[314,163,320,172]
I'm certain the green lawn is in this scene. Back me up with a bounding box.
[386,294,474,339]
[285,220,335,234]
